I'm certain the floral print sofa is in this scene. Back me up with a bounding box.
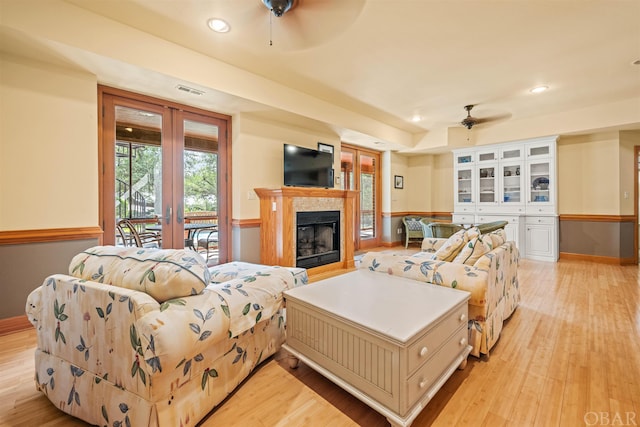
[25,246,307,427]
[358,227,519,357]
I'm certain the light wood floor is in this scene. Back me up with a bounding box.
[2,258,639,426]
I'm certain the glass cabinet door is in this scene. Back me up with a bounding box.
[477,149,498,163]
[527,142,552,158]
[455,167,474,205]
[501,162,523,205]
[455,151,474,166]
[500,146,522,161]
[527,160,552,204]
[477,164,497,205]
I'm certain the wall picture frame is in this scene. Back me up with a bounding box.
[394,175,404,189]
[317,142,334,160]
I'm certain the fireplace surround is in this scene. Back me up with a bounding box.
[255,187,357,276]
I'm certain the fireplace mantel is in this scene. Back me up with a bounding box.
[255,187,357,276]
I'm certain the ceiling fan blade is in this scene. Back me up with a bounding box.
[474,112,512,125]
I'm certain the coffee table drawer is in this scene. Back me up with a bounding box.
[406,324,468,410]
[406,300,467,374]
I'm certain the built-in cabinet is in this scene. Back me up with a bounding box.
[452,136,558,262]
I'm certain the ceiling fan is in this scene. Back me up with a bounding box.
[460,104,511,129]
[262,0,296,17]
[246,0,365,49]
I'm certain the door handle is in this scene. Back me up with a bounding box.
[177,203,184,224]
[165,206,172,225]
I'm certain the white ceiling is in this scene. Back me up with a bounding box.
[2,0,640,153]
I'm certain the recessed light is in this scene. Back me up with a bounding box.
[530,85,549,94]
[411,115,422,122]
[207,18,230,33]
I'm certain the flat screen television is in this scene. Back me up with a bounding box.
[283,144,333,188]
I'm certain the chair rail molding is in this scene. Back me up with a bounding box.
[0,227,103,245]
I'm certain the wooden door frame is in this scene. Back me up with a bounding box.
[341,143,382,250]
[98,85,232,261]
[634,145,639,264]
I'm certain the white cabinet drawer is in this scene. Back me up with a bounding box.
[526,216,556,225]
[406,325,468,410]
[453,214,474,224]
[406,301,467,374]
[526,204,555,215]
[475,214,521,224]
[455,205,475,213]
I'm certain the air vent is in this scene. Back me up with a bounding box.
[176,85,205,96]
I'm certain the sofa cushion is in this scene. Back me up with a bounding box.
[432,226,480,261]
[69,246,210,302]
[453,235,493,265]
[485,228,507,249]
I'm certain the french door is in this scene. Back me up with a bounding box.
[99,86,231,264]
[340,144,381,250]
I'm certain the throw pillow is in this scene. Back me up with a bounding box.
[68,246,210,302]
[453,235,493,265]
[485,228,507,248]
[432,226,480,262]
[406,219,422,231]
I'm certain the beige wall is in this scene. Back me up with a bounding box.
[431,152,453,212]
[389,152,409,212]
[232,113,340,220]
[391,152,452,214]
[620,130,640,216]
[558,133,621,215]
[405,155,432,212]
[0,54,98,231]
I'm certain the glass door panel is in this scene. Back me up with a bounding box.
[359,153,376,242]
[114,105,165,247]
[340,150,355,191]
[182,117,222,264]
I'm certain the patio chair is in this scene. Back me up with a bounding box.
[116,219,162,248]
[195,227,218,260]
[402,216,424,248]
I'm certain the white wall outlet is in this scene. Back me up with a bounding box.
[623,191,629,199]
[397,227,403,234]
[272,201,277,211]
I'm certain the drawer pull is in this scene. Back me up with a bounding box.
[419,378,428,389]
[419,346,428,357]
[460,337,467,346]
[459,313,467,322]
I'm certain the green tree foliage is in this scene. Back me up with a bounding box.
[184,151,217,213]
[116,143,217,218]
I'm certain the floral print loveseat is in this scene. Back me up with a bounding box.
[25,246,307,427]
[358,227,519,358]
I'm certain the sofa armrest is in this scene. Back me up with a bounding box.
[26,274,164,393]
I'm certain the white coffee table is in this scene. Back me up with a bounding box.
[283,269,471,427]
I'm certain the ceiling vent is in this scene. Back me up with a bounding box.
[176,85,205,96]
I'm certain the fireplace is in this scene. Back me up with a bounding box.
[296,210,340,269]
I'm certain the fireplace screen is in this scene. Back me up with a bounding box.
[296,210,340,269]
